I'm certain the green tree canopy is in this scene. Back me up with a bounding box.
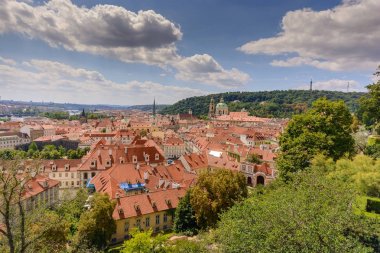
[173,191,199,235]
[190,169,247,229]
[358,66,380,131]
[324,155,380,198]
[277,98,354,178]
[120,229,170,253]
[74,193,116,250]
[215,169,377,253]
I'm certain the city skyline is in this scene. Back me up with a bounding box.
[0,0,379,105]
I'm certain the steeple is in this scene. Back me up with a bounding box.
[209,96,215,118]
[153,97,156,117]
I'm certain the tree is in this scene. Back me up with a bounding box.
[140,129,148,137]
[246,153,262,164]
[190,169,247,229]
[0,159,66,253]
[326,155,380,198]
[28,142,38,153]
[215,169,376,253]
[358,66,380,132]
[74,193,116,250]
[56,188,88,237]
[173,191,199,235]
[277,98,354,178]
[120,229,169,253]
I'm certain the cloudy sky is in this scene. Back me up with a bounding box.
[0,0,379,105]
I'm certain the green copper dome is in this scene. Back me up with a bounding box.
[216,97,228,109]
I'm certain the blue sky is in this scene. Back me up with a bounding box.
[0,0,379,105]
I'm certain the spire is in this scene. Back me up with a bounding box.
[153,97,156,117]
[309,79,313,91]
[81,108,85,117]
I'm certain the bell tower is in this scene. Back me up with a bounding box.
[208,97,215,118]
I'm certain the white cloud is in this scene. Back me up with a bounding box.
[239,0,380,71]
[0,56,17,66]
[0,57,207,104]
[0,0,250,87]
[296,79,364,92]
[175,54,250,88]
[0,0,181,66]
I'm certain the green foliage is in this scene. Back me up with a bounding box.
[41,111,70,120]
[190,169,248,229]
[1,145,88,160]
[140,129,148,137]
[120,229,170,253]
[277,98,355,178]
[161,90,364,118]
[246,153,262,164]
[74,193,116,250]
[367,198,380,214]
[0,149,27,160]
[364,137,380,159]
[28,210,68,253]
[215,169,376,253]
[326,155,380,197]
[358,66,380,129]
[167,239,208,253]
[56,189,89,238]
[119,229,210,253]
[173,191,199,236]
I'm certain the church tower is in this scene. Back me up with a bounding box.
[153,97,156,117]
[208,97,215,118]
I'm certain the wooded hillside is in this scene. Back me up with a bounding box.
[160,90,365,118]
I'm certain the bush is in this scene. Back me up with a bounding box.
[366,199,380,214]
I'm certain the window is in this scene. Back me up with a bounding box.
[59,173,62,178]
[155,214,160,225]
[146,217,150,227]
[65,173,68,177]
[136,219,141,228]
[163,213,168,223]
[71,173,74,178]
[124,221,129,232]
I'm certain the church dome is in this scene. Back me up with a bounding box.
[216,97,228,110]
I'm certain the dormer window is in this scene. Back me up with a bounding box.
[155,153,160,161]
[90,160,97,169]
[152,201,156,208]
[119,157,125,164]
[145,155,150,162]
[52,165,57,172]
[39,166,45,172]
[118,206,124,214]
[65,164,70,171]
[134,204,140,211]
[105,160,112,168]
[132,155,137,163]
[165,199,171,205]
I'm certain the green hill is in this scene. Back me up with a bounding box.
[160,90,365,118]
